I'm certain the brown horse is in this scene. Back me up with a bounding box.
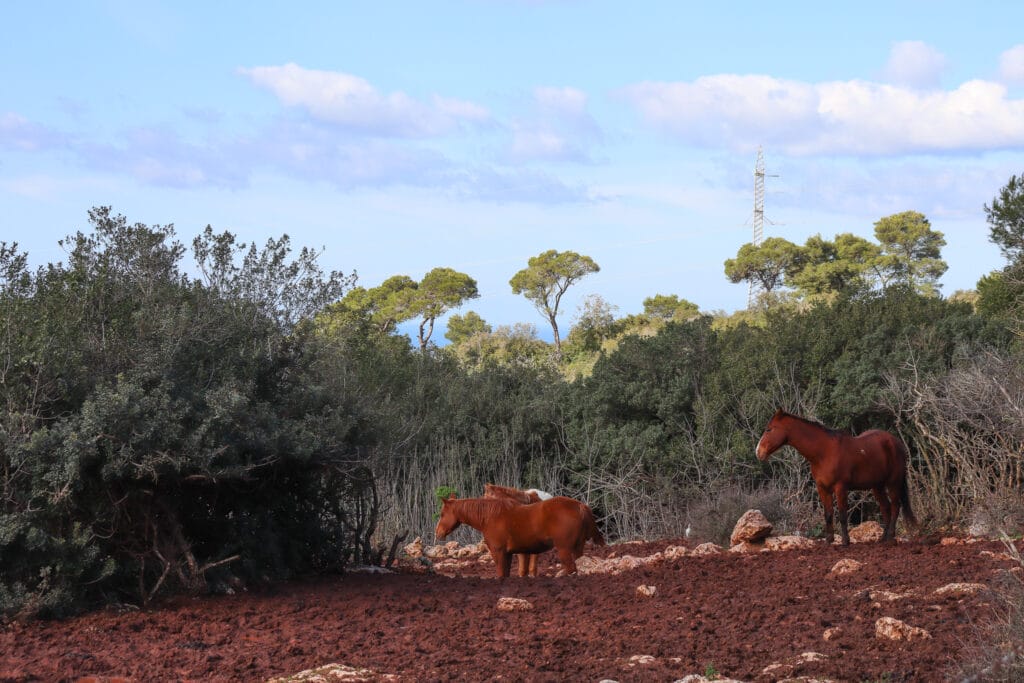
[435,494,604,578]
[483,482,552,503]
[483,483,552,576]
[756,409,917,546]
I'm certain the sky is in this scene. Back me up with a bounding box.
[3,1,1024,341]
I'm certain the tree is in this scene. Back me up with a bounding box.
[984,173,1024,264]
[445,310,491,346]
[509,249,599,356]
[411,267,479,351]
[724,237,802,299]
[872,211,947,295]
[567,294,620,354]
[787,233,880,298]
[643,294,700,321]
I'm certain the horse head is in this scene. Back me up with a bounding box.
[756,409,789,461]
[435,494,461,540]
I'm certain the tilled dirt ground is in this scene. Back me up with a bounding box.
[1,536,1020,682]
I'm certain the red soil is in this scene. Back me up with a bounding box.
[1,537,1019,682]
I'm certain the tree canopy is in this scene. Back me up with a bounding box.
[985,173,1024,265]
[509,249,599,356]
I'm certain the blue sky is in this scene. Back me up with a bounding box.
[3,1,1024,339]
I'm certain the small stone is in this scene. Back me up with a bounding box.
[934,582,987,597]
[823,626,843,641]
[636,585,657,597]
[875,616,931,641]
[830,558,864,575]
[689,542,723,556]
[848,521,885,543]
[496,597,533,612]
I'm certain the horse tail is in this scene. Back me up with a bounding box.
[582,504,605,546]
[894,436,919,528]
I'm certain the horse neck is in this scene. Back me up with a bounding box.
[451,499,499,532]
[782,418,832,465]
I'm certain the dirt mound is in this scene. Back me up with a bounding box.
[1,537,1019,682]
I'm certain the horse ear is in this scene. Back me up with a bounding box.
[774,408,786,418]
[446,493,457,500]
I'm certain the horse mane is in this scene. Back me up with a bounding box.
[779,411,850,437]
[484,483,544,503]
[453,496,516,523]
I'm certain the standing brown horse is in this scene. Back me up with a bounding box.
[483,483,554,576]
[756,409,917,545]
[435,494,604,578]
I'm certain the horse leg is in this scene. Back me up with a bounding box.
[528,553,538,577]
[886,484,903,543]
[490,549,512,578]
[835,484,850,546]
[516,553,530,578]
[555,546,578,576]
[816,484,835,544]
[873,487,892,541]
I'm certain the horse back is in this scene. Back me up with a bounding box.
[498,497,597,553]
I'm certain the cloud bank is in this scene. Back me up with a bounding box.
[240,63,490,138]
[619,74,1024,156]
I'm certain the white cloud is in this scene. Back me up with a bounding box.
[504,86,601,163]
[239,63,489,137]
[619,75,1024,156]
[999,44,1024,84]
[880,40,948,88]
[534,86,589,116]
[0,113,67,151]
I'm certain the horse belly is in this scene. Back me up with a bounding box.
[507,535,553,554]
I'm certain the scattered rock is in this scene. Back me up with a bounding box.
[728,540,765,554]
[635,585,657,597]
[267,663,399,682]
[848,521,884,543]
[627,654,656,666]
[865,588,915,602]
[689,542,723,556]
[765,535,818,551]
[730,509,773,546]
[761,662,794,678]
[822,626,843,641]
[425,541,460,558]
[402,537,424,558]
[577,554,657,575]
[980,550,1016,562]
[830,558,863,575]
[496,597,533,612]
[797,652,828,662]
[940,536,983,546]
[933,582,987,597]
[662,545,689,560]
[875,616,931,641]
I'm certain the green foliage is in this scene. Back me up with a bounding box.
[872,211,947,295]
[444,310,491,346]
[724,236,801,294]
[643,294,700,321]
[787,233,879,298]
[0,208,374,617]
[510,249,599,354]
[434,486,458,502]
[413,267,479,350]
[985,172,1024,265]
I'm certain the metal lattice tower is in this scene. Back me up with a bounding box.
[753,146,766,247]
[748,146,772,308]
